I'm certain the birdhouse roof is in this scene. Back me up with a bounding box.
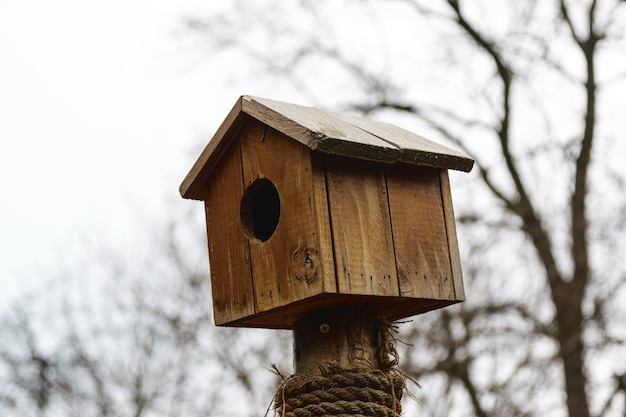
[180,95,474,200]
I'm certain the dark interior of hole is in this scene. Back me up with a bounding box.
[250,180,280,242]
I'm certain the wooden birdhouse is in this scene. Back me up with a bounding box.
[180,95,473,329]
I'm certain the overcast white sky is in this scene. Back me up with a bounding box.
[0,1,248,303]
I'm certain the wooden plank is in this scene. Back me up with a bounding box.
[342,114,474,172]
[243,96,474,171]
[324,155,399,296]
[440,170,465,300]
[239,119,331,314]
[204,139,256,325]
[310,152,338,295]
[231,293,459,329]
[242,96,400,163]
[386,164,455,300]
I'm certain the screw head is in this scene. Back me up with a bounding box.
[319,323,330,333]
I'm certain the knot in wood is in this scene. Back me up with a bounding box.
[292,247,318,285]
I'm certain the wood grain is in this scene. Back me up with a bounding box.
[239,119,333,314]
[186,95,472,327]
[386,164,455,300]
[342,114,474,171]
[324,155,399,297]
[309,152,338,295]
[182,95,474,201]
[440,170,465,300]
[293,307,383,374]
[204,139,255,325]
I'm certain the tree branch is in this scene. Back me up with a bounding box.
[569,0,600,299]
[440,310,490,417]
[446,0,564,290]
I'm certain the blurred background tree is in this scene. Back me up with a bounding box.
[1,1,625,416]
[0,215,289,417]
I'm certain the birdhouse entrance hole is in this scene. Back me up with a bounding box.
[240,178,281,242]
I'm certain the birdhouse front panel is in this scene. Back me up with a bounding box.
[205,118,342,327]
[182,95,474,329]
[237,119,337,315]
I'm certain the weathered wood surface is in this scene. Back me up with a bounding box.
[205,147,465,327]
[180,95,474,200]
[186,97,471,328]
[324,155,399,297]
[343,114,473,171]
[386,164,455,300]
[309,152,338,297]
[204,139,255,325]
[243,96,399,163]
[239,119,336,314]
[245,95,473,170]
[293,307,383,374]
[440,170,465,300]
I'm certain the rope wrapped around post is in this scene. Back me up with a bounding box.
[275,364,404,417]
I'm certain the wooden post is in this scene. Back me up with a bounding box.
[280,306,404,417]
[293,306,385,374]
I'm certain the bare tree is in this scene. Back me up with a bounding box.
[0,213,290,417]
[184,1,626,416]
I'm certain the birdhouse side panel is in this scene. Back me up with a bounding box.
[440,170,465,300]
[239,120,335,315]
[385,164,456,301]
[323,155,399,297]
[205,140,256,325]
